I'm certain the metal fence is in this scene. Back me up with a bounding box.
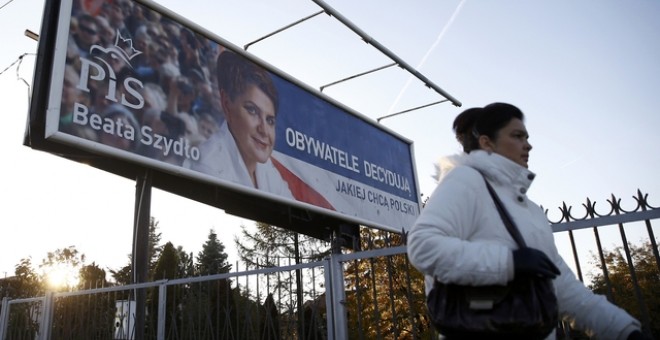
[544,190,660,339]
[1,191,659,339]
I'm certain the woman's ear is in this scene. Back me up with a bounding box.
[478,135,495,152]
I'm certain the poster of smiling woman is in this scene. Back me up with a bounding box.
[41,0,421,233]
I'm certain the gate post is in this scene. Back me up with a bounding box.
[327,236,349,339]
[39,292,54,339]
[324,258,335,340]
[157,283,167,340]
[0,297,9,340]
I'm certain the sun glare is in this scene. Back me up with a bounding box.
[44,263,80,290]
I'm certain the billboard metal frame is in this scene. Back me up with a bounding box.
[25,0,449,237]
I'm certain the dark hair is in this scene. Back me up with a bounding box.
[216,51,279,115]
[452,102,524,153]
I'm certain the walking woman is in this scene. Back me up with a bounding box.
[407,103,647,339]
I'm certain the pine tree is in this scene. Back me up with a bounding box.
[110,217,163,284]
[150,242,180,337]
[234,222,331,339]
[177,247,195,278]
[148,217,163,273]
[183,229,234,339]
[234,222,330,268]
[109,261,132,286]
[196,228,231,275]
[153,242,179,280]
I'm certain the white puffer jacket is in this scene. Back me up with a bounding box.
[407,150,640,340]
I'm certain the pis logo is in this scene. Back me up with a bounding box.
[76,30,145,110]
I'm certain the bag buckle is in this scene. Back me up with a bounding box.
[469,299,494,310]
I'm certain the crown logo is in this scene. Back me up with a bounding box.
[89,30,143,68]
[113,30,142,62]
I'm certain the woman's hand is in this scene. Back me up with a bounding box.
[512,248,560,279]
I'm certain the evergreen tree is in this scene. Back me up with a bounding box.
[184,229,234,339]
[196,228,231,275]
[150,242,180,337]
[109,260,132,286]
[234,222,331,339]
[177,247,195,278]
[235,222,330,267]
[148,217,163,273]
[261,293,281,340]
[153,242,180,280]
[110,217,163,284]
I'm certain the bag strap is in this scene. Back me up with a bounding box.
[482,176,528,248]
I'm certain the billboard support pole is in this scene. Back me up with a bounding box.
[377,99,450,123]
[320,62,397,92]
[132,169,152,340]
[244,10,325,51]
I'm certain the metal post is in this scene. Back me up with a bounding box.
[376,100,449,122]
[567,230,583,282]
[132,169,152,340]
[244,10,325,51]
[323,258,335,340]
[329,232,348,339]
[157,284,167,340]
[0,297,10,340]
[617,221,652,336]
[38,292,54,340]
[294,233,306,339]
[320,62,396,92]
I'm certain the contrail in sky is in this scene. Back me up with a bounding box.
[386,0,466,116]
[559,157,581,169]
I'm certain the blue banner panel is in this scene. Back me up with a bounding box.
[44,0,420,232]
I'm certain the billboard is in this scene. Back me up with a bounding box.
[29,0,421,234]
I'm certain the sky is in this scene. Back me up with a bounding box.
[1,0,659,281]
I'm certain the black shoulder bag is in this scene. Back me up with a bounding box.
[426,176,559,339]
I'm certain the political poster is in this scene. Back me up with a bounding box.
[42,0,420,232]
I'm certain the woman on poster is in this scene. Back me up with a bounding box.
[184,50,293,198]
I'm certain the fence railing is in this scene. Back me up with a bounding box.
[1,191,658,339]
[544,190,660,339]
